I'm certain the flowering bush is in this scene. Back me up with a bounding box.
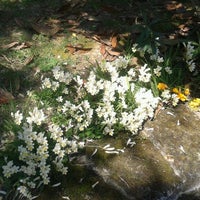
[0,40,198,199]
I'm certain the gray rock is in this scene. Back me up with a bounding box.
[38,104,200,200]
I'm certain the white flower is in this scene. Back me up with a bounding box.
[11,110,23,125]
[185,42,195,60]
[18,145,29,161]
[187,60,196,72]
[116,76,130,94]
[112,56,129,69]
[39,162,50,185]
[78,141,85,149]
[132,44,138,53]
[84,71,99,95]
[171,94,179,106]
[62,87,69,94]
[17,186,32,199]
[41,78,51,89]
[161,89,171,103]
[53,143,61,155]
[56,96,63,102]
[103,126,114,136]
[53,157,68,174]
[52,66,73,84]
[51,81,59,91]
[157,56,164,63]
[49,124,63,140]
[128,68,136,78]
[138,64,151,83]
[165,67,172,74]
[74,75,83,86]
[150,49,164,63]
[52,66,62,80]
[20,163,36,176]
[26,107,46,125]
[2,161,19,178]
[154,66,162,77]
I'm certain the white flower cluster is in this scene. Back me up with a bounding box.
[62,100,94,132]
[133,44,173,78]
[2,160,19,178]
[48,123,84,174]
[40,58,159,137]
[150,49,164,63]
[161,89,179,106]
[41,66,73,90]
[184,42,196,72]
[138,64,151,82]
[83,58,159,134]
[2,123,49,199]
[3,106,84,199]
[3,56,161,198]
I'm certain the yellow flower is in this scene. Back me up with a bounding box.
[177,92,187,102]
[189,98,200,111]
[157,83,168,90]
[172,87,179,94]
[184,88,190,96]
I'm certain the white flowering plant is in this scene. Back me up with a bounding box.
[36,58,160,137]
[0,105,84,199]
[131,40,199,106]
[0,38,199,199]
[0,55,161,199]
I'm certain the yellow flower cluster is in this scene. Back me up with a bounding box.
[188,98,200,111]
[157,83,168,90]
[172,87,190,102]
[157,83,190,103]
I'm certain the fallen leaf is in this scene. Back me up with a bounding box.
[130,57,139,66]
[13,42,29,50]
[166,2,183,11]
[66,45,76,54]
[106,48,121,56]
[66,45,92,54]
[100,44,106,56]
[1,42,19,49]
[0,88,14,104]
[110,35,118,48]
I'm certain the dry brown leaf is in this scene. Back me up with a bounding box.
[66,45,76,54]
[100,44,106,56]
[106,48,121,56]
[110,35,118,48]
[0,88,14,104]
[166,2,183,11]
[67,19,79,26]
[130,57,139,66]
[13,42,29,50]
[66,45,92,54]
[106,55,117,62]
[76,47,92,53]
[1,42,19,49]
